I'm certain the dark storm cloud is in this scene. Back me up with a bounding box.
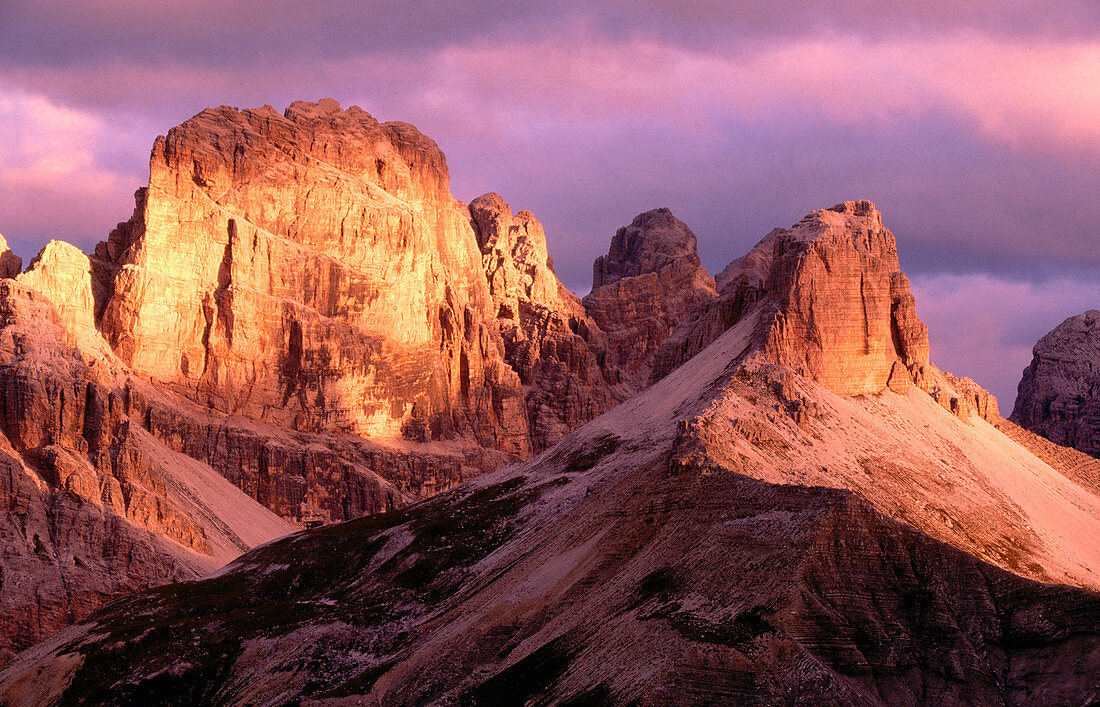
[4,0,1097,71]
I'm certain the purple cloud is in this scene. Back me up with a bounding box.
[1,2,1098,396]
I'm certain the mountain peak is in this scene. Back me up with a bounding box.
[591,207,702,290]
[657,201,929,397]
[584,208,716,394]
[828,198,880,218]
[1012,309,1100,457]
[0,232,21,279]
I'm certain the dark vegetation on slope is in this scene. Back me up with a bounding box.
[53,476,549,705]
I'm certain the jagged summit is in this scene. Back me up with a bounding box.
[657,199,932,398]
[0,233,21,279]
[584,208,717,394]
[468,192,618,451]
[591,207,702,289]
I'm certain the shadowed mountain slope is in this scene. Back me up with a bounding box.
[1012,309,1100,458]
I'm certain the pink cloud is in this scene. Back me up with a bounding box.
[0,86,137,255]
[410,33,1100,155]
[912,273,1100,407]
[7,29,1097,159]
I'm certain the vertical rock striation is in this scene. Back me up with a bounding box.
[0,234,22,280]
[96,100,529,453]
[0,279,292,663]
[653,200,997,419]
[656,201,931,394]
[583,208,717,394]
[470,193,616,451]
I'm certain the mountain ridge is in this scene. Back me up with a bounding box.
[0,99,726,661]
[4,198,1098,701]
[0,100,1097,703]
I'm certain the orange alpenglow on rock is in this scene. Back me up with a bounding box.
[750,200,931,396]
[96,100,529,451]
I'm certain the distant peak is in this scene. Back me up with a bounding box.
[469,192,510,214]
[591,207,703,290]
[284,98,344,120]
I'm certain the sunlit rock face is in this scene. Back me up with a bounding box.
[583,208,717,394]
[16,241,108,350]
[656,201,930,396]
[1012,310,1100,456]
[471,193,617,451]
[753,200,931,395]
[0,278,292,664]
[96,100,529,453]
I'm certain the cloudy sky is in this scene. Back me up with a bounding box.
[2,1,1097,406]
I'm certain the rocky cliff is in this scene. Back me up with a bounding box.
[1012,310,1100,457]
[0,274,293,663]
[470,193,616,451]
[96,99,531,455]
[0,101,641,661]
[6,198,1098,703]
[653,200,998,421]
[583,208,717,394]
[656,201,929,395]
[3,96,1088,697]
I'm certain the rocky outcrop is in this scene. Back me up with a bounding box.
[4,89,1053,690]
[0,234,21,280]
[96,100,530,454]
[655,201,930,397]
[17,241,109,350]
[583,208,717,394]
[0,280,292,663]
[592,207,704,288]
[1012,310,1100,457]
[470,193,616,451]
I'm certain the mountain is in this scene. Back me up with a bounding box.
[1012,310,1100,457]
[5,200,1098,704]
[0,100,713,663]
[583,208,717,395]
[0,266,293,664]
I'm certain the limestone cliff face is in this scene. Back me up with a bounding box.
[97,100,528,454]
[656,201,930,395]
[0,102,619,543]
[1012,310,1100,456]
[470,193,616,451]
[744,200,930,395]
[0,279,292,663]
[583,208,717,394]
[8,264,1099,704]
[16,241,109,350]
